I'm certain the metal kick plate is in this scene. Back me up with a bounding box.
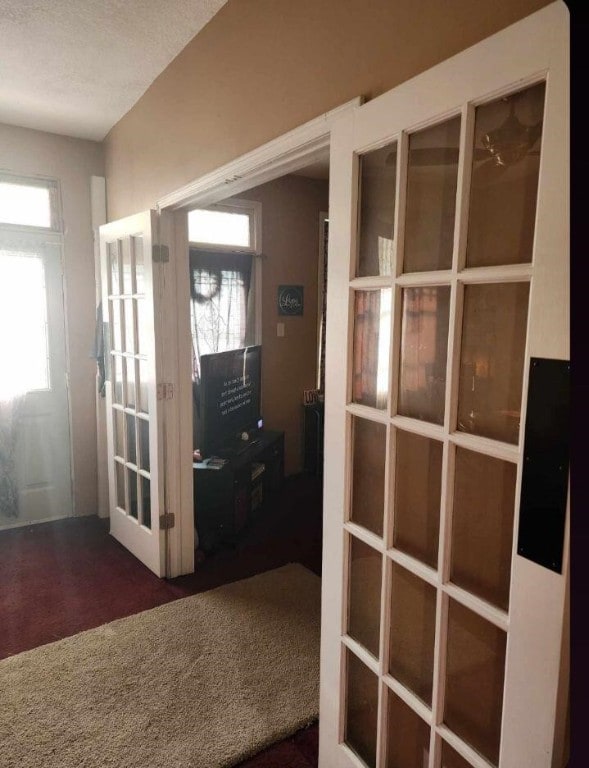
[517,357,570,573]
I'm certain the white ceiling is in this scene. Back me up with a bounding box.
[0,0,228,141]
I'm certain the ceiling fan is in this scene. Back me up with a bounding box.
[386,97,542,169]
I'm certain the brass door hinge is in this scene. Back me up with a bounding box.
[159,512,175,530]
[152,244,169,263]
[157,383,175,400]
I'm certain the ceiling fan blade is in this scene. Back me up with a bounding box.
[408,147,459,166]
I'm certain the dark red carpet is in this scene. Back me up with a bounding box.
[0,473,322,767]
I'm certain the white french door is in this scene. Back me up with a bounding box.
[320,4,568,768]
[99,211,169,576]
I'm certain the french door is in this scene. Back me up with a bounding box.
[319,4,568,768]
[99,211,169,576]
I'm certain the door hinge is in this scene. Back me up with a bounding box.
[159,512,176,530]
[157,383,175,400]
[152,244,169,263]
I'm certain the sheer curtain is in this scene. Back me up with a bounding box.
[0,249,46,518]
[189,249,253,382]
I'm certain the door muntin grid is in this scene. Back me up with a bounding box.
[341,81,545,768]
[106,234,153,531]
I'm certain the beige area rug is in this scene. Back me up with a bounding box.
[0,563,321,768]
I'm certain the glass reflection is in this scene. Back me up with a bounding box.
[404,117,461,273]
[457,282,529,444]
[467,82,545,268]
[444,599,506,765]
[389,562,437,705]
[348,536,382,658]
[350,417,386,537]
[357,143,397,277]
[385,689,430,768]
[398,286,450,424]
[393,430,442,568]
[451,448,517,611]
[345,649,379,768]
[352,290,391,410]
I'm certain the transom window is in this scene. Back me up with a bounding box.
[0,175,59,230]
[188,204,253,249]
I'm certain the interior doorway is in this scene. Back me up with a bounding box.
[184,155,330,574]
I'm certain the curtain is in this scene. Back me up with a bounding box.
[189,249,253,382]
[0,397,24,519]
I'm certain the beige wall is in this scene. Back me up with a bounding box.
[0,123,104,516]
[229,175,328,475]
[104,0,549,220]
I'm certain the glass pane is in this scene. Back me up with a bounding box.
[466,82,545,268]
[123,299,136,353]
[188,209,251,247]
[348,537,382,658]
[125,357,136,410]
[385,689,430,768]
[398,286,450,425]
[133,236,145,294]
[138,359,150,414]
[0,181,52,227]
[110,300,123,352]
[441,742,473,768]
[113,408,125,458]
[444,600,506,765]
[451,448,517,611]
[393,430,442,568]
[404,117,461,273]
[457,282,529,444]
[127,468,138,519]
[345,649,379,768]
[121,238,134,295]
[352,289,391,410]
[109,241,120,295]
[112,354,123,405]
[351,417,386,537]
[137,298,149,355]
[115,461,125,510]
[141,475,151,529]
[389,563,436,705]
[0,250,50,393]
[138,417,150,472]
[357,142,397,277]
[126,413,136,465]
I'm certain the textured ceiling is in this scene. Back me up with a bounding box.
[0,0,228,141]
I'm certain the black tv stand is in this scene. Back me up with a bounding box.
[193,430,284,552]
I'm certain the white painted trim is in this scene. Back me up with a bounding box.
[0,514,76,531]
[156,98,362,211]
[91,176,109,519]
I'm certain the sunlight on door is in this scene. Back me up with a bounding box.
[0,251,50,399]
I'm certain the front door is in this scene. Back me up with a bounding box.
[0,233,73,527]
[320,4,568,767]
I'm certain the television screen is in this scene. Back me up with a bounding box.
[195,345,262,458]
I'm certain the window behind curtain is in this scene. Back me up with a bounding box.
[189,249,253,381]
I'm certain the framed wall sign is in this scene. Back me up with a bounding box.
[278,285,304,316]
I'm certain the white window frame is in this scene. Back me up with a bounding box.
[188,198,262,345]
[0,171,62,234]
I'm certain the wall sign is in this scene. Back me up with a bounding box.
[278,285,304,316]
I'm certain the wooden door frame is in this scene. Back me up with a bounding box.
[155,97,361,573]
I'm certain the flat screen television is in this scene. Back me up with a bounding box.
[194,345,262,459]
